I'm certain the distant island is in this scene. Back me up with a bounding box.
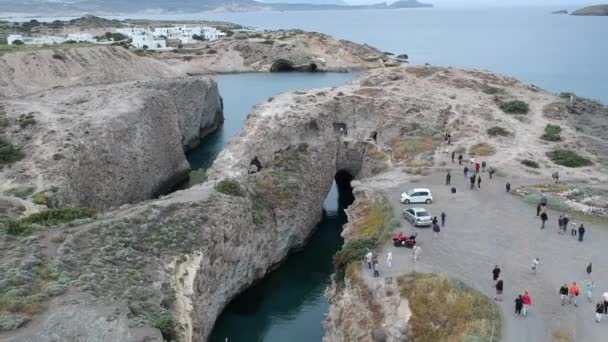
[0,0,433,15]
[571,4,608,16]
[552,10,568,14]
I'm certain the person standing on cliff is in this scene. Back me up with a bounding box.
[365,251,373,270]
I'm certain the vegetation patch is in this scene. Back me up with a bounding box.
[188,168,207,187]
[406,67,440,78]
[481,84,503,95]
[153,314,178,341]
[468,142,495,156]
[4,187,34,199]
[398,273,501,342]
[33,193,48,206]
[17,114,37,128]
[333,198,397,280]
[214,179,243,197]
[546,149,592,168]
[391,135,435,161]
[498,99,529,114]
[2,207,96,236]
[521,159,539,168]
[486,126,511,137]
[0,138,24,164]
[541,124,562,142]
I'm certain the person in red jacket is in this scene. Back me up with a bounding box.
[475,162,481,174]
[522,291,532,317]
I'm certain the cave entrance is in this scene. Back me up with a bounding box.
[270,59,296,72]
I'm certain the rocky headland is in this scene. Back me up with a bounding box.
[0,46,223,211]
[2,59,608,342]
[155,29,403,75]
[571,4,608,16]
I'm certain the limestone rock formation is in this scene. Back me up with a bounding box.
[0,46,176,99]
[2,67,608,342]
[158,30,402,74]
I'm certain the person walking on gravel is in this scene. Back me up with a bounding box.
[494,278,504,301]
[458,153,463,165]
[464,166,469,179]
[587,262,593,277]
[441,212,447,227]
[602,292,608,314]
[578,224,586,242]
[477,175,482,189]
[452,151,455,163]
[586,280,595,303]
[569,282,580,307]
[386,251,392,268]
[413,245,421,261]
[514,295,523,316]
[536,203,542,217]
[531,257,540,274]
[446,170,451,185]
[558,215,564,234]
[470,175,476,190]
[596,301,604,322]
[433,222,441,238]
[492,265,501,281]
[540,212,548,229]
[506,182,511,192]
[560,284,569,306]
[562,215,569,234]
[522,291,532,317]
[540,193,548,209]
[365,251,373,269]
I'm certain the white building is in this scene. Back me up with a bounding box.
[114,25,225,49]
[7,33,96,45]
[131,34,167,50]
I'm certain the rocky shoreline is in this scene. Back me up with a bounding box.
[1,36,608,342]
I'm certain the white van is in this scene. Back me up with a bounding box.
[400,188,433,204]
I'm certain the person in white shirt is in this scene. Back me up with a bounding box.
[386,251,392,268]
[365,251,373,270]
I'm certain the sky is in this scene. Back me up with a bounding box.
[344,0,590,7]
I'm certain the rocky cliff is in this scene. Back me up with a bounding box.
[2,67,607,342]
[0,45,223,210]
[0,46,176,99]
[572,4,608,16]
[159,30,402,75]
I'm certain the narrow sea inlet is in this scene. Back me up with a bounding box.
[186,72,354,341]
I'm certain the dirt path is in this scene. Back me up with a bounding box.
[362,165,608,341]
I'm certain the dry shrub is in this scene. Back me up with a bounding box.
[366,144,389,161]
[399,273,501,342]
[468,143,496,156]
[406,67,439,78]
[350,200,393,240]
[532,183,570,193]
[391,136,434,161]
[551,330,572,342]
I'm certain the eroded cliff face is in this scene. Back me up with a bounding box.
[0,77,223,210]
[4,67,608,342]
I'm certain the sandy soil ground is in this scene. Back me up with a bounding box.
[363,158,608,341]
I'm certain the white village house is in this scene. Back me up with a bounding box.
[116,25,225,49]
[7,33,96,45]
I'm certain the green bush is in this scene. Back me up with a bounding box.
[215,179,243,196]
[521,159,539,168]
[207,49,217,54]
[481,84,502,95]
[21,208,96,226]
[0,139,24,164]
[498,100,529,114]
[4,220,32,236]
[188,168,207,187]
[541,124,562,141]
[33,193,48,206]
[547,150,592,168]
[487,126,511,137]
[153,315,177,341]
[333,238,375,270]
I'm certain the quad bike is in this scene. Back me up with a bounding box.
[393,232,417,248]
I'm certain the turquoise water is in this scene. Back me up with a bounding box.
[88,7,607,103]
[188,72,353,170]
[208,172,354,342]
[185,73,354,341]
